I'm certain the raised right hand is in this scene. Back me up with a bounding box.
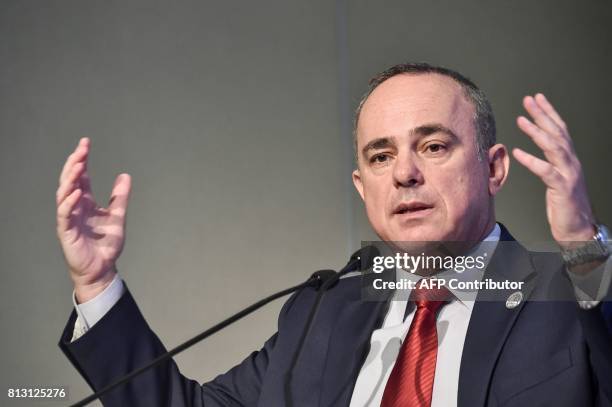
[56,137,132,303]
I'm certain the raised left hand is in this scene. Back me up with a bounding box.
[512,93,595,249]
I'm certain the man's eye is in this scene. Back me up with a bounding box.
[370,154,389,164]
[426,143,446,154]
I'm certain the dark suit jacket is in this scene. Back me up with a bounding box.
[59,225,612,406]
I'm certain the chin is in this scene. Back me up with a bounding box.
[387,224,449,243]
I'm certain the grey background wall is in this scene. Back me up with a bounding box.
[0,1,610,405]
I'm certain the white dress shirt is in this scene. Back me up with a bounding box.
[70,223,611,406]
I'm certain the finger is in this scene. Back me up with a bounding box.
[523,96,568,145]
[60,138,90,185]
[74,138,94,195]
[512,148,564,188]
[77,162,93,195]
[56,162,85,206]
[108,173,131,219]
[57,188,82,233]
[59,138,87,184]
[534,93,567,132]
[516,116,573,169]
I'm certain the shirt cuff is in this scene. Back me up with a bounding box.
[566,255,612,310]
[70,273,125,341]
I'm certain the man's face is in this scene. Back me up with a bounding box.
[353,73,495,243]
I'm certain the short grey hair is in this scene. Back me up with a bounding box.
[353,62,496,161]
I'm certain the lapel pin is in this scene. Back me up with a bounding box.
[506,291,523,309]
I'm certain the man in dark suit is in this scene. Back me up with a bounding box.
[56,63,612,406]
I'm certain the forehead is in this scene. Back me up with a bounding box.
[357,73,475,143]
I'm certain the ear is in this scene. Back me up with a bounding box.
[487,144,510,196]
[352,169,365,200]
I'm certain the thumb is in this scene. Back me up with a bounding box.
[108,173,132,217]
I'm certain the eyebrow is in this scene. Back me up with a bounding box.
[414,124,458,140]
[360,123,459,157]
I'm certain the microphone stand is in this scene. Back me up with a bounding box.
[69,272,330,407]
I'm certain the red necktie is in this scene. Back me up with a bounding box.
[380,282,450,407]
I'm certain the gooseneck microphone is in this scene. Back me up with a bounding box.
[284,245,380,407]
[69,270,333,407]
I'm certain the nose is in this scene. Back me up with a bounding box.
[392,153,424,188]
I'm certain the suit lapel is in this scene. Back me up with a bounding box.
[458,224,538,407]
[318,271,393,407]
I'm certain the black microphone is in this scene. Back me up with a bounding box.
[321,244,380,290]
[308,269,337,288]
[69,271,328,407]
[284,245,380,407]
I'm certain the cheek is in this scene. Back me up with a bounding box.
[362,180,390,223]
[438,168,488,218]
[364,187,386,216]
